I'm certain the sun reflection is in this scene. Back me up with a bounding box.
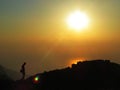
[69,58,85,66]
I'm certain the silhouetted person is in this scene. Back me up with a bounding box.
[20,62,26,80]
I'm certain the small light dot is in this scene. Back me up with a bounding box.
[33,76,39,83]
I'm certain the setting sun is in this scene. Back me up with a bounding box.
[66,10,89,31]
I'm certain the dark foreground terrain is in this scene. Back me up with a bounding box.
[1,60,120,90]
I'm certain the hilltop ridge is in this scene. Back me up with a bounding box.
[0,59,120,90]
[25,59,120,90]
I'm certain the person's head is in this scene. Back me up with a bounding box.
[24,62,26,65]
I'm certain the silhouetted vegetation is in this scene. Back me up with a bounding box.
[1,59,120,90]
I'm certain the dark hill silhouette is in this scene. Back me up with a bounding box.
[1,60,120,90]
[24,60,120,90]
[0,65,14,90]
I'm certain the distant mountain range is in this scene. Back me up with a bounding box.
[0,65,21,81]
[0,65,10,80]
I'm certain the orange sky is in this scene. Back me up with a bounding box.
[0,0,120,75]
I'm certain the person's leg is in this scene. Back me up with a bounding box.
[21,72,25,80]
[23,72,25,80]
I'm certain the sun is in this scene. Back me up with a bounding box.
[66,10,89,31]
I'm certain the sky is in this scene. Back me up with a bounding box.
[0,0,120,75]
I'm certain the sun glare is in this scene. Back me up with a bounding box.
[66,10,89,32]
[69,58,85,66]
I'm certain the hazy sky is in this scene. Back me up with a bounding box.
[0,0,120,75]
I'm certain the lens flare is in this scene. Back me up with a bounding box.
[33,76,40,83]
